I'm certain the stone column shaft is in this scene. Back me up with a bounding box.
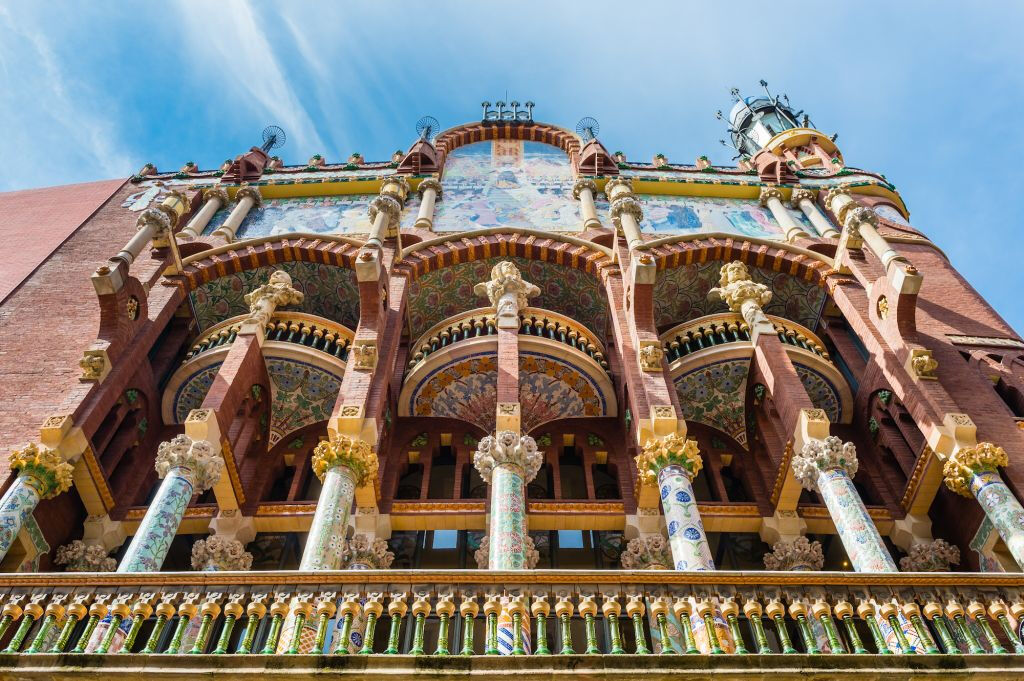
[414,179,441,230]
[792,189,840,238]
[299,465,357,570]
[180,188,229,238]
[572,178,601,230]
[212,187,261,242]
[760,187,809,242]
[826,190,905,271]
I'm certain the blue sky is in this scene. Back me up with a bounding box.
[1,1,1022,332]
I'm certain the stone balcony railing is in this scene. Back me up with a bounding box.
[0,570,1022,679]
[183,312,355,364]
[407,307,609,372]
[660,313,830,364]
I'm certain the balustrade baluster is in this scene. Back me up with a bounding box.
[284,595,313,655]
[235,595,268,654]
[967,600,1005,654]
[766,600,796,654]
[834,601,867,654]
[409,594,429,656]
[435,594,455,656]
[626,596,650,655]
[743,599,771,654]
[555,595,575,655]
[721,599,748,654]
[992,600,1024,654]
[532,596,551,655]
[811,599,845,654]
[902,602,939,654]
[213,595,245,655]
[602,596,624,655]
[72,595,110,654]
[385,594,408,655]
[668,599,694,655]
[483,595,500,655]
[460,595,478,656]
[857,602,891,655]
[26,594,66,654]
[789,601,820,654]
[3,599,42,653]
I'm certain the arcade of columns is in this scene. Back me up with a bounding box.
[3,172,1023,580]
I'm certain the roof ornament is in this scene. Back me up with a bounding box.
[576,117,600,142]
[481,99,534,122]
[416,116,440,141]
[260,125,286,153]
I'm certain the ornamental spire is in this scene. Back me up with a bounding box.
[473,261,540,329]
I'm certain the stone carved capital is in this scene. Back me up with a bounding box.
[474,534,539,569]
[943,442,1008,498]
[55,540,116,572]
[473,261,540,328]
[635,433,702,485]
[243,270,304,328]
[899,539,960,572]
[609,196,643,233]
[311,436,378,486]
[155,434,223,493]
[791,436,858,491]
[790,188,817,205]
[708,261,772,320]
[758,185,784,206]
[137,206,174,234]
[9,443,73,499]
[620,535,673,570]
[823,185,851,212]
[417,177,442,198]
[843,205,878,236]
[191,535,253,571]
[604,177,634,198]
[343,533,394,569]
[235,186,262,207]
[368,194,402,224]
[763,536,824,571]
[571,177,598,199]
[381,174,411,201]
[203,187,230,206]
[638,343,665,372]
[473,431,543,484]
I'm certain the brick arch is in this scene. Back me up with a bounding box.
[395,232,616,282]
[180,236,359,290]
[434,121,582,175]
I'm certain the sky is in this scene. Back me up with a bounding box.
[1,1,1022,332]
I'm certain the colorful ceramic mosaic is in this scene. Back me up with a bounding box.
[117,470,194,572]
[971,470,1024,570]
[407,256,606,341]
[190,261,360,331]
[659,465,715,570]
[407,351,608,433]
[815,467,897,572]
[204,195,377,238]
[299,466,356,570]
[266,358,343,446]
[653,259,825,329]
[434,140,578,232]
[630,195,811,239]
[673,359,750,446]
[489,465,528,570]
[0,478,41,562]
[794,363,842,422]
[173,363,221,422]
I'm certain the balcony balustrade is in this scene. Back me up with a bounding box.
[183,312,354,364]
[661,313,830,364]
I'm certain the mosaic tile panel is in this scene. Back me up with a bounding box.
[204,195,376,238]
[630,195,812,239]
[653,259,825,329]
[793,363,842,422]
[407,256,606,341]
[407,351,607,433]
[673,359,750,446]
[190,261,360,331]
[434,140,579,232]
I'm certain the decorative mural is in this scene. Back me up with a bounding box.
[406,351,607,433]
[190,261,360,331]
[407,256,606,341]
[673,358,841,447]
[653,259,825,329]
[204,195,376,238]
[171,358,342,446]
[632,195,812,239]
[433,140,578,232]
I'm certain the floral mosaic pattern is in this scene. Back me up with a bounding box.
[266,358,343,447]
[173,364,221,422]
[653,259,825,329]
[0,478,40,561]
[407,352,607,433]
[118,470,194,572]
[190,261,360,331]
[674,359,750,446]
[434,140,578,232]
[817,468,897,572]
[794,363,842,422]
[489,466,528,569]
[972,470,1024,568]
[204,195,376,238]
[659,465,715,570]
[407,256,606,340]
[632,195,811,239]
[299,467,356,570]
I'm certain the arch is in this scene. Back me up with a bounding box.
[433,121,582,175]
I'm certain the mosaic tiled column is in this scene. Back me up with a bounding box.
[342,534,395,570]
[0,444,73,563]
[190,535,253,571]
[118,435,222,573]
[299,436,378,571]
[635,434,715,570]
[791,436,897,572]
[473,534,540,569]
[620,535,673,570]
[473,431,543,569]
[763,536,824,571]
[944,442,1024,570]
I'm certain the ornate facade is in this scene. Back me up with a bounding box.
[1,89,1024,677]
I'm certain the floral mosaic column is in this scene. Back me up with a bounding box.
[791,436,897,572]
[0,444,73,563]
[298,436,378,571]
[118,435,222,573]
[635,434,715,571]
[191,535,253,571]
[473,431,543,570]
[473,534,540,569]
[342,534,395,570]
[944,442,1024,570]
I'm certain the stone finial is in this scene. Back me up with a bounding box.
[311,436,378,486]
[791,436,858,491]
[343,534,395,569]
[620,535,673,570]
[55,540,116,572]
[154,434,223,493]
[474,534,539,569]
[243,270,304,328]
[943,442,1008,498]
[191,535,253,571]
[571,177,598,199]
[708,261,772,327]
[473,261,540,328]
[899,539,960,572]
[473,431,543,484]
[634,433,702,486]
[763,536,824,571]
[9,443,73,499]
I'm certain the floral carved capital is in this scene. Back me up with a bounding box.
[899,539,960,572]
[473,431,542,484]
[191,535,253,571]
[312,436,378,486]
[635,433,702,485]
[943,441,1007,498]
[344,534,395,569]
[417,177,442,198]
[571,177,598,199]
[155,434,222,493]
[763,536,824,571]
[620,535,672,570]
[474,534,539,569]
[791,436,858,491]
[55,540,116,572]
[9,443,73,499]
